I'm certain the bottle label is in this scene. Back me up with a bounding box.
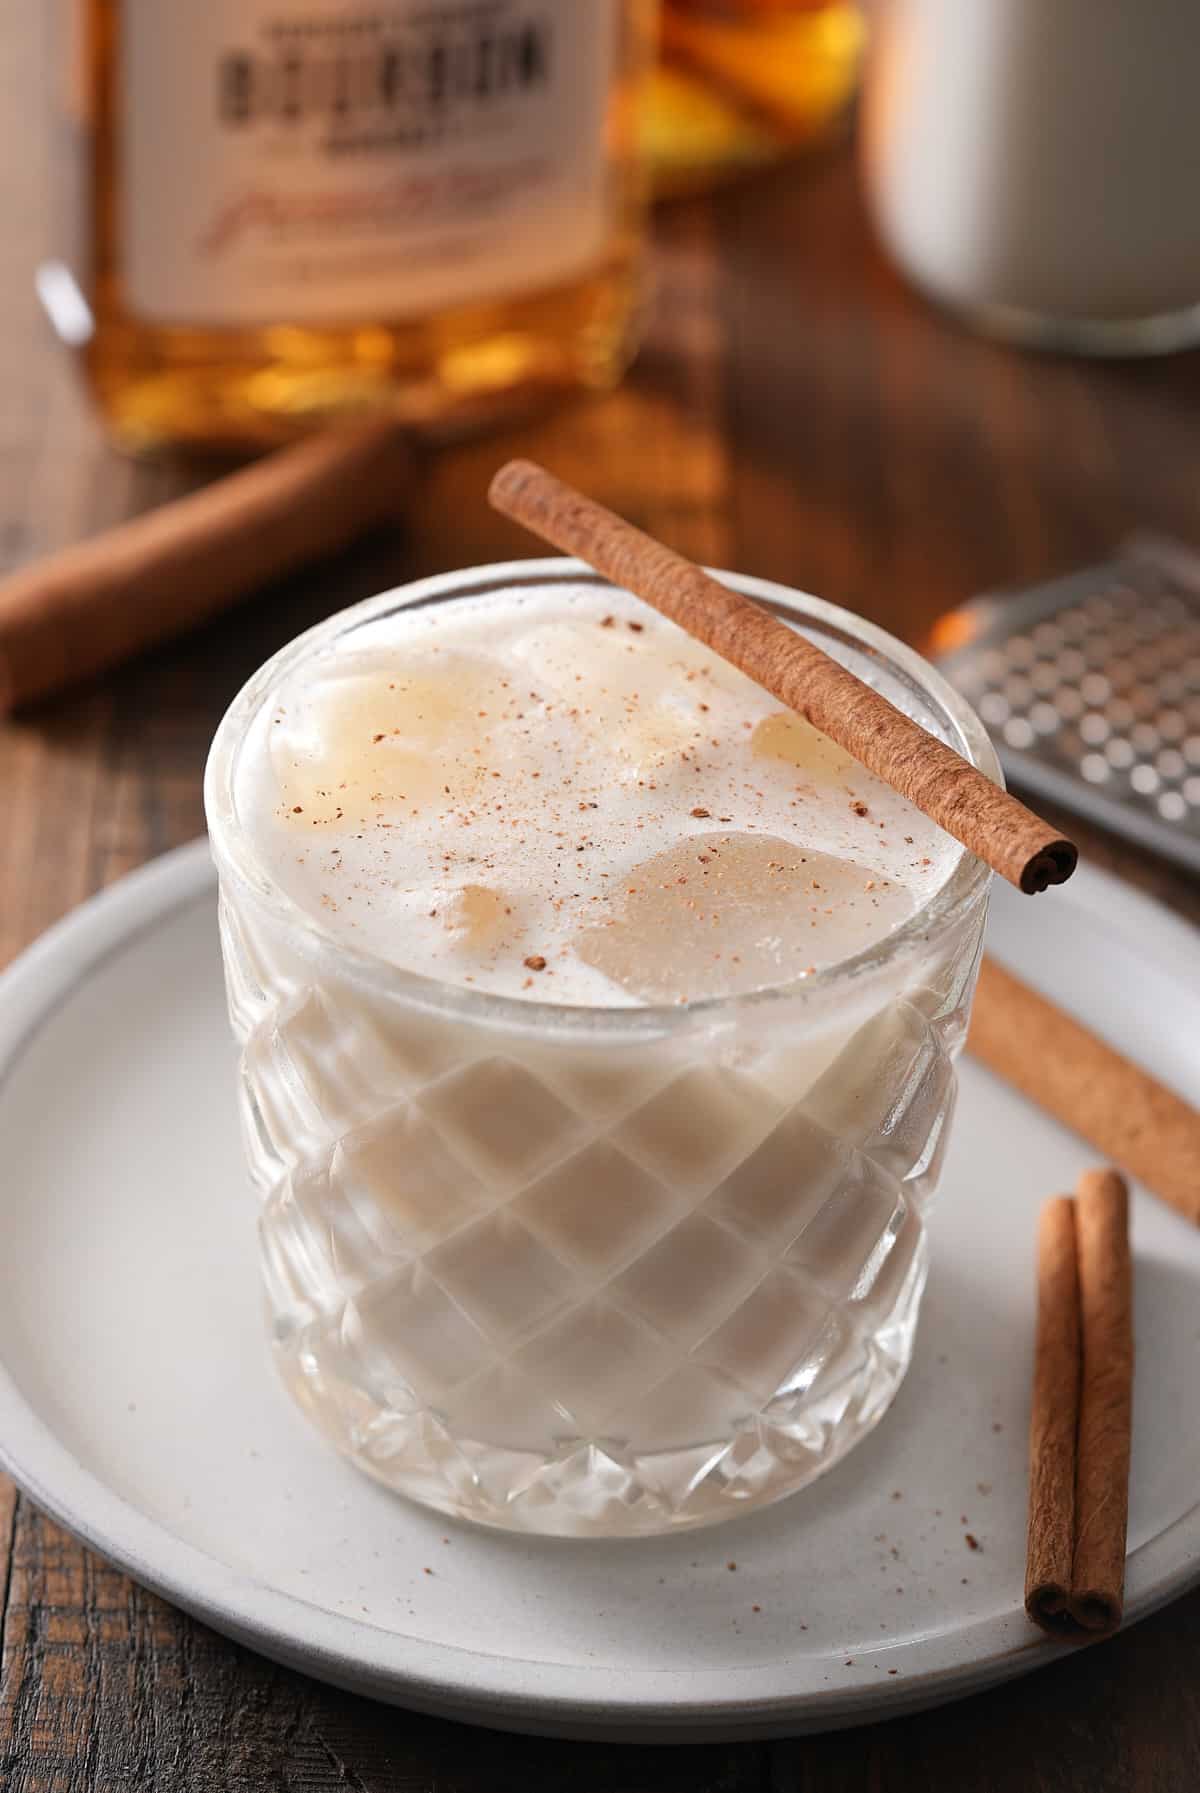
[121,1,620,327]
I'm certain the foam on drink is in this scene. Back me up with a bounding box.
[232,583,957,1004]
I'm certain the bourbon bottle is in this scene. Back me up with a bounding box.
[52,2,654,453]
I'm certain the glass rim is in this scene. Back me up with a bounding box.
[204,558,999,1040]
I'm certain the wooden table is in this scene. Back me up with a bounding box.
[2,27,1199,1793]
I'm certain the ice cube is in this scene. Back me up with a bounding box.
[442,883,516,953]
[751,710,864,789]
[509,618,750,775]
[574,832,914,1002]
[271,650,527,823]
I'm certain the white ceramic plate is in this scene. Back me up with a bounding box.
[0,841,1197,1742]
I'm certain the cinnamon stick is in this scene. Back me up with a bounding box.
[969,957,1200,1227]
[1025,1170,1133,1641]
[1025,1196,1082,1632]
[0,421,412,711]
[1071,1169,1134,1636]
[488,460,1076,895]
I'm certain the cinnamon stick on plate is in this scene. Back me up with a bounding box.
[1072,1171,1135,1634]
[1025,1197,1082,1632]
[969,958,1200,1228]
[0,420,413,711]
[1026,1169,1133,1640]
[488,460,1076,895]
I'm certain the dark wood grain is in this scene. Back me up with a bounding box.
[2,16,1200,1793]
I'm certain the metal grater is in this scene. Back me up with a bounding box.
[936,535,1200,875]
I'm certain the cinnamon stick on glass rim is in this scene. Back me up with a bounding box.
[488,460,1076,895]
[0,420,413,712]
[1025,1169,1133,1641]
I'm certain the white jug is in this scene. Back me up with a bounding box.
[861,0,1200,354]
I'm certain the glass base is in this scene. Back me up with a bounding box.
[948,293,1200,359]
[275,1238,927,1538]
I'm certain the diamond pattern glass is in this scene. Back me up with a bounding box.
[219,870,986,1535]
[207,566,996,1536]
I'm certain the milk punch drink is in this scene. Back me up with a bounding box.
[237,586,958,998]
[206,563,996,1536]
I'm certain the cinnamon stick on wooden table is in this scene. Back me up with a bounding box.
[1026,1168,1134,1641]
[0,421,413,711]
[489,460,1076,895]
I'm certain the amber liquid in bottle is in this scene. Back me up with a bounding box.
[72,1,653,454]
[647,0,864,194]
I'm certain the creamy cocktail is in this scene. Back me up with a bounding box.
[205,563,994,1535]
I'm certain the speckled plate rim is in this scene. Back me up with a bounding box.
[0,839,1197,1742]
